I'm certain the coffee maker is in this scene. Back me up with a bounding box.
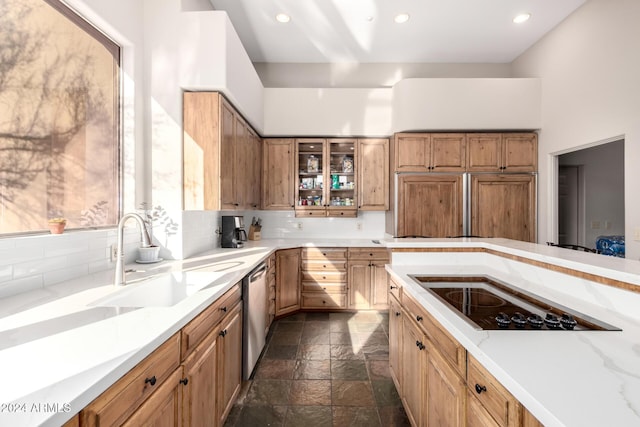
[221,216,247,248]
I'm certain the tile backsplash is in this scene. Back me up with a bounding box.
[0,227,143,299]
[181,210,386,257]
[0,210,386,299]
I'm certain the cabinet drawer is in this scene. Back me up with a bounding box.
[402,291,466,374]
[81,333,181,427]
[296,209,326,217]
[302,247,347,260]
[348,247,390,261]
[301,271,347,282]
[181,283,241,360]
[327,209,357,218]
[389,277,402,301]
[302,259,347,272]
[467,355,522,427]
[301,293,347,309]
[301,281,347,293]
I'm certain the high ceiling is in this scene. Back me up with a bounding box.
[209,0,587,63]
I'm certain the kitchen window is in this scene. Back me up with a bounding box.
[0,0,120,235]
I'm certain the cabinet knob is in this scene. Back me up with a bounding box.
[475,384,487,394]
[395,311,401,317]
[180,378,189,386]
[416,315,423,322]
[340,212,344,215]
[390,285,398,290]
[219,329,227,337]
[220,306,227,312]
[145,376,157,386]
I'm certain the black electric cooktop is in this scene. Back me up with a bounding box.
[409,276,620,331]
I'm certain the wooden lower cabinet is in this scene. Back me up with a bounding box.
[182,329,217,427]
[123,368,183,427]
[300,247,347,310]
[347,248,390,310]
[275,248,301,316]
[80,284,243,427]
[216,303,243,425]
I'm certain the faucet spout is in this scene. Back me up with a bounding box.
[114,213,153,286]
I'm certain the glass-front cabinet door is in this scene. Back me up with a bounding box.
[327,139,357,216]
[296,139,325,216]
[295,138,357,217]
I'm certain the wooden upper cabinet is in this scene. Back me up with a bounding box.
[245,128,262,209]
[431,133,467,171]
[396,174,463,238]
[262,138,295,210]
[394,133,466,172]
[220,99,238,209]
[357,138,389,210]
[470,174,536,242]
[467,133,537,172]
[183,91,260,210]
[502,133,538,172]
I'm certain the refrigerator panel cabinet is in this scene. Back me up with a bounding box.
[470,174,537,242]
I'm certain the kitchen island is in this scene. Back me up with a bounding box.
[0,237,639,426]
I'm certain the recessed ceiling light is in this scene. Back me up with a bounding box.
[394,13,410,24]
[513,13,531,24]
[276,13,291,23]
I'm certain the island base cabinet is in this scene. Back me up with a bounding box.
[388,294,402,390]
[426,346,466,427]
[400,315,426,426]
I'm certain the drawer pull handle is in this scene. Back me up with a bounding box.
[219,329,227,337]
[145,376,157,386]
[415,341,425,350]
[180,378,189,386]
[395,311,401,317]
[416,316,423,322]
[475,384,487,394]
[390,285,398,290]
[220,306,227,312]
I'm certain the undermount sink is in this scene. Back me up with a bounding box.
[90,271,228,308]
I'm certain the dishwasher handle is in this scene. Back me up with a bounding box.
[249,263,267,283]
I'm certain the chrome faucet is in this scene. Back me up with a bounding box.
[114,213,152,286]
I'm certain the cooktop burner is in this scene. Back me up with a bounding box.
[409,276,620,331]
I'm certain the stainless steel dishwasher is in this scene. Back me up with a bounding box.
[242,262,268,380]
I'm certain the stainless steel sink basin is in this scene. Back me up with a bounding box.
[90,271,228,308]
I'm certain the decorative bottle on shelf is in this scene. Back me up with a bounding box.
[332,174,340,189]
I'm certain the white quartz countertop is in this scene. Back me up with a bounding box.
[1,237,639,426]
[386,262,640,427]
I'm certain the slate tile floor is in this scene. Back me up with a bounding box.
[224,311,410,427]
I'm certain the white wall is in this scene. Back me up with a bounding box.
[263,88,393,136]
[255,62,513,88]
[511,0,640,259]
[143,1,264,258]
[392,78,541,131]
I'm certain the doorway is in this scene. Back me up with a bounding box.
[557,139,624,250]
